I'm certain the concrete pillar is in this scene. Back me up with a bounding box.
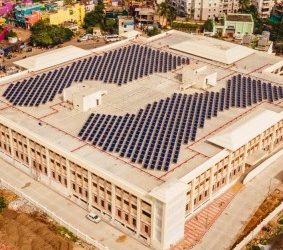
[87,171,92,211]
[189,179,195,213]
[66,159,71,193]
[26,138,32,172]
[208,165,215,198]
[8,128,14,159]
[45,148,51,185]
[136,198,141,236]
[111,184,116,219]
[225,154,232,183]
[242,145,248,173]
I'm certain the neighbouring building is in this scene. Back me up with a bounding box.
[213,13,254,38]
[14,3,44,27]
[168,0,240,20]
[269,2,283,23]
[253,0,275,18]
[0,1,13,17]
[41,3,85,26]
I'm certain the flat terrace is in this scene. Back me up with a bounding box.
[0,37,282,192]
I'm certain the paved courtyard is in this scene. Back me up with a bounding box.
[193,154,283,250]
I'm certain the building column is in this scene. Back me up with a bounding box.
[150,201,155,245]
[242,145,248,173]
[269,126,276,153]
[45,148,51,185]
[26,138,32,171]
[208,165,215,198]
[225,154,232,184]
[8,128,14,160]
[66,159,71,194]
[189,179,195,213]
[87,171,92,211]
[136,198,141,236]
[111,184,116,220]
[259,133,264,150]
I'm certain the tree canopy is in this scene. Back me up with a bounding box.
[30,20,73,47]
[203,19,213,32]
[158,2,177,27]
[243,5,263,34]
[84,0,106,29]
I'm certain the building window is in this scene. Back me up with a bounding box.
[101,200,104,207]
[117,209,121,217]
[125,214,129,221]
[108,204,111,212]
[142,211,151,218]
[79,187,82,194]
[73,183,76,190]
[132,218,136,227]
[145,225,149,234]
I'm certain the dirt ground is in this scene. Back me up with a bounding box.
[0,209,73,250]
[231,188,283,249]
[0,188,95,250]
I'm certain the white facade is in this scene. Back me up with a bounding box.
[253,0,275,18]
[63,83,107,112]
[169,0,240,20]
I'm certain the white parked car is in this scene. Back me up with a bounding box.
[78,34,93,42]
[86,212,101,223]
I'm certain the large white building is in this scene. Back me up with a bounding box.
[253,0,275,18]
[0,31,282,250]
[169,0,240,20]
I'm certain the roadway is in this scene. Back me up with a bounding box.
[192,154,283,250]
[0,158,150,250]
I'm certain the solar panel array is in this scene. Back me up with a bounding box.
[78,75,283,171]
[3,44,189,107]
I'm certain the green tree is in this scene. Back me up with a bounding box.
[203,19,214,32]
[5,30,17,39]
[239,0,251,12]
[158,2,168,26]
[167,6,177,27]
[84,0,106,29]
[0,197,6,212]
[30,21,74,47]
[243,5,264,34]
[158,2,176,27]
[147,27,161,37]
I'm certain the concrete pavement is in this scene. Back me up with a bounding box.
[192,155,283,250]
[0,158,150,250]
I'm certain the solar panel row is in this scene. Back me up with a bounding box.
[78,75,283,171]
[3,44,189,107]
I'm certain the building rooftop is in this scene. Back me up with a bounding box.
[226,14,253,22]
[168,31,254,64]
[14,45,91,72]
[207,109,283,151]
[0,31,282,194]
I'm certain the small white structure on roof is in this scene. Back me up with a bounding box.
[180,65,217,90]
[170,34,254,64]
[207,109,283,151]
[14,46,91,72]
[63,83,107,112]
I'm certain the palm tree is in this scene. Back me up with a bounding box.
[158,2,176,27]
[167,5,176,27]
[158,2,168,27]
